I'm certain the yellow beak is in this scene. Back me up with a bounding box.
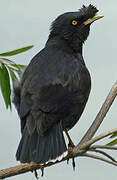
[83,14,104,25]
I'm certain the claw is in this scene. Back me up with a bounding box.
[67,158,69,164]
[67,148,76,171]
[40,164,44,177]
[72,157,75,171]
[34,165,44,178]
[34,170,39,179]
[30,162,44,179]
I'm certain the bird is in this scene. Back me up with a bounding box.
[13,4,103,165]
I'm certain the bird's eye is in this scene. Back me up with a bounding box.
[72,20,78,26]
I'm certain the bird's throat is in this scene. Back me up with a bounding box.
[68,39,83,54]
[46,36,83,55]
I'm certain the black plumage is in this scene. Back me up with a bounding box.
[13,4,103,164]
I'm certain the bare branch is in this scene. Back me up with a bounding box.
[91,145,117,150]
[0,155,69,179]
[81,153,117,166]
[78,80,117,145]
[88,149,116,162]
[1,127,117,179]
[73,128,117,153]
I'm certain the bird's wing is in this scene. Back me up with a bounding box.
[19,46,90,135]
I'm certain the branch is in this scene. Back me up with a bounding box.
[73,128,117,153]
[0,81,117,179]
[82,153,117,166]
[78,80,117,145]
[0,129,117,179]
[91,145,117,150]
[88,149,116,162]
[0,154,73,179]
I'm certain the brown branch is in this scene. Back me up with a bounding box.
[78,80,117,146]
[91,145,117,150]
[0,155,71,179]
[1,129,117,179]
[82,153,117,166]
[0,81,117,179]
[73,128,117,153]
[88,149,116,162]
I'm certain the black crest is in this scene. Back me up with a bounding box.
[79,4,98,19]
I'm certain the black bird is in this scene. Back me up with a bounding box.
[13,5,103,164]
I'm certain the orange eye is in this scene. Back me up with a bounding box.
[72,20,78,26]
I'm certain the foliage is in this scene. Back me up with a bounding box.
[106,132,117,146]
[0,46,33,109]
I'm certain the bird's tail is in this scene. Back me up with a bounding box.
[16,122,67,164]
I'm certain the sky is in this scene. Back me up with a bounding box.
[0,0,117,179]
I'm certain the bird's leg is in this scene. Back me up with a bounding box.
[65,130,76,170]
[65,130,75,148]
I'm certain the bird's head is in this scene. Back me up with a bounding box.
[49,4,103,53]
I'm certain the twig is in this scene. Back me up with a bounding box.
[0,61,19,71]
[73,128,117,153]
[78,80,117,145]
[88,149,116,162]
[81,153,117,166]
[91,145,117,150]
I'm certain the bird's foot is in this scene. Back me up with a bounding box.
[34,169,39,179]
[34,164,44,179]
[67,155,76,171]
[30,162,44,179]
[39,164,44,177]
[67,144,76,171]
[65,130,76,170]
[72,157,76,171]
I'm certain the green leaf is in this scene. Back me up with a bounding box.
[11,64,26,71]
[0,58,15,64]
[106,139,117,146]
[109,132,117,139]
[8,68,18,83]
[0,45,33,56]
[0,64,11,109]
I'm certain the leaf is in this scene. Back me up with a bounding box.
[0,58,15,64]
[106,139,117,146]
[109,132,117,139]
[8,68,18,83]
[0,59,24,73]
[11,64,26,71]
[0,64,11,109]
[0,45,33,56]
[8,68,19,91]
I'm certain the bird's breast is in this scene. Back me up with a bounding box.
[66,62,91,96]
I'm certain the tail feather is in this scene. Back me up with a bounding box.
[16,122,67,164]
